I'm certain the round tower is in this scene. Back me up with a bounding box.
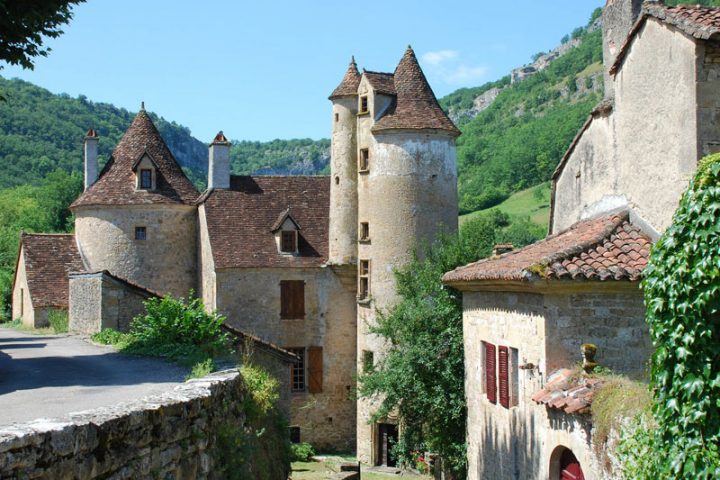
[328,57,361,266]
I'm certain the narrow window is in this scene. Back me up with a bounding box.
[287,347,306,392]
[360,95,368,113]
[335,113,339,122]
[140,169,152,189]
[360,222,370,241]
[280,280,305,319]
[359,148,369,172]
[307,346,324,393]
[335,176,340,185]
[290,426,301,444]
[363,350,374,372]
[135,226,147,240]
[281,231,297,253]
[359,260,370,300]
[498,346,510,408]
[20,288,24,316]
[484,341,497,404]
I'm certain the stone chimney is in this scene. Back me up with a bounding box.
[208,131,231,190]
[602,0,644,100]
[84,128,99,190]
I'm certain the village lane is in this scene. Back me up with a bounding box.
[0,328,186,426]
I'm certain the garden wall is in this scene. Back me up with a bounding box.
[0,369,287,479]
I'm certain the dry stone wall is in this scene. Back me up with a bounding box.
[0,369,282,480]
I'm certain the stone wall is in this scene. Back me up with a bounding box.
[462,284,648,480]
[197,205,217,312]
[0,369,288,480]
[553,19,704,234]
[74,204,197,298]
[69,271,154,335]
[215,266,357,452]
[12,251,37,328]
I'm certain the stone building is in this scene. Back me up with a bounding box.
[443,2,720,479]
[11,47,459,457]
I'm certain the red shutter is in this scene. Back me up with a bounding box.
[307,346,323,393]
[484,342,496,404]
[498,346,509,408]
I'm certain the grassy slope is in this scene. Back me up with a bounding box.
[459,182,551,229]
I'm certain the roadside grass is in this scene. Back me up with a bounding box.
[460,182,551,228]
[290,454,433,479]
[1,317,55,335]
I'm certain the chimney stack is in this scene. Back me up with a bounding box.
[602,0,644,100]
[84,128,99,190]
[208,131,231,190]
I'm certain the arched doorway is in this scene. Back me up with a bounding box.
[558,448,584,480]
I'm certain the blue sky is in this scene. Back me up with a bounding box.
[1,1,604,142]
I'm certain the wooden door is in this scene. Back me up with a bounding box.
[559,449,584,480]
[376,424,398,467]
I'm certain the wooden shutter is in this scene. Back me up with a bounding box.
[484,342,497,404]
[307,346,323,393]
[498,346,509,408]
[280,281,305,319]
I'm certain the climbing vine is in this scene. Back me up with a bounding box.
[621,153,720,479]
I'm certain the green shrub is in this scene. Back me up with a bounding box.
[92,328,131,347]
[290,442,315,462]
[187,358,215,380]
[47,309,68,333]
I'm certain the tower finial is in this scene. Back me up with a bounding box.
[351,55,356,65]
[140,101,145,111]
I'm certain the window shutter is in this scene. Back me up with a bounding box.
[293,281,305,318]
[280,281,305,319]
[485,342,497,404]
[498,346,509,408]
[280,281,290,319]
[307,346,323,393]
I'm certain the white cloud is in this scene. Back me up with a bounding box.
[420,50,488,86]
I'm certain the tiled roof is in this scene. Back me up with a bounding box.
[222,323,298,362]
[363,71,397,96]
[18,233,84,308]
[443,211,651,284]
[199,176,329,269]
[71,110,199,208]
[329,57,362,99]
[531,368,604,415]
[611,3,720,75]
[371,47,461,137]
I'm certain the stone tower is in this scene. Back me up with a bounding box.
[328,57,361,265]
[71,107,199,297]
[330,47,460,464]
[603,0,644,99]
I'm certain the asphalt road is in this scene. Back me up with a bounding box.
[0,328,187,426]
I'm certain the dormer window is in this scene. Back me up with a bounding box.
[281,230,297,253]
[359,95,369,114]
[272,208,301,255]
[140,169,152,189]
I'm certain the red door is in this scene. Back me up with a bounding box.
[559,449,584,480]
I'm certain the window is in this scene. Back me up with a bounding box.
[360,222,370,241]
[281,231,297,253]
[483,341,519,409]
[359,95,368,113]
[290,426,301,444]
[335,176,340,185]
[483,341,497,404]
[140,169,152,189]
[335,113,339,122]
[363,350,374,372]
[135,226,147,240]
[288,347,305,392]
[307,346,323,394]
[359,260,370,300]
[280,280,305,319]
[359,148,369,172]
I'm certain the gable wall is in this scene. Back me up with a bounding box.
[197,205,216,311]
[12,251,35,327]
[553,19,700,233]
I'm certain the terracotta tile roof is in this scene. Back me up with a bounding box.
[531,368,604,415]
[611,3,720,75]
[71,110,199,208]
[371,47,461,137]
[199,176,329,269]
[363,71,397,96]
[18,233,84,308]
[329,57,362,99]
[443,211,651,284]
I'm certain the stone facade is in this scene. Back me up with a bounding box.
[75,204,197,298]
[68,271,155,335]
[0,370,287,480]
[12,252,37,328]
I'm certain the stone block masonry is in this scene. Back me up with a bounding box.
[0,369,283,480]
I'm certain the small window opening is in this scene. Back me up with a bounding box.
[363,350,374,372]
[135,226,147,241]
[359,259,370,300]
[140,169,152,189]
[335,113,339,122]
[290,426,301,444]
[359,148,369,172]
[281,231,297,253]
[288,347,306,392]
[360,222,370,241]
[335,176,340,185]
[360,95,368,113]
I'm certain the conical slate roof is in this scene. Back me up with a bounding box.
[372,47,460,136]
[329,57,361,99]
[72,109,199,208]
